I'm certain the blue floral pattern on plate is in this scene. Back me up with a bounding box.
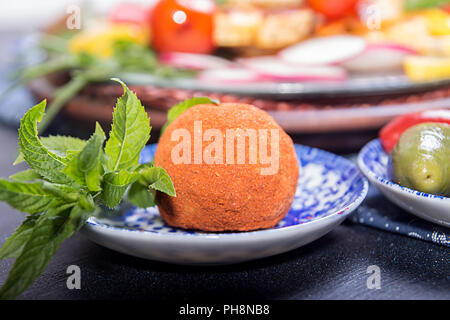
[87,144,368,236]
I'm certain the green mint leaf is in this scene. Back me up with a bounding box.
[17,101,73,184]
[136,161,154,171]
[9,170,42,183]
[12,153,24,166]
[0,215,40,260]
[128,182,156,208]
[0,179,56,214]
[78,123,106,171]
[0,203,83,300]
[161,97,219,134]
[104,79,151,172]
[139,166,176,197]
[40,135,87,158]
[102,170,138,208]
[63,123,106,191]
[78,193,96,212]
[14,135,87,165]
[41,182,80,203]
[127,165,175,208]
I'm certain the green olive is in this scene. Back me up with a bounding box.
[390,122,449,196]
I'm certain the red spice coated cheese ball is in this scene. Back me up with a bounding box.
[154,103,299,232]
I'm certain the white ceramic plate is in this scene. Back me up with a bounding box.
[82,144,368,265]
[358,139,450,227]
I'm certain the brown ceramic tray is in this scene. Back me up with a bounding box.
[28,74,450,134]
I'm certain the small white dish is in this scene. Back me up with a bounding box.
[358,139,450,227]
[82,144,368,265]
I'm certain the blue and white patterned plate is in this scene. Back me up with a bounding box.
[358,139,450,227]
[82,144,368,265]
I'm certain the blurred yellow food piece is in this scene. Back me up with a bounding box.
[422,9,450,36]
[69,24,149,58]
[384,16,436,54]
[404,56,450,81]
[364,14,450,56]
[214,10,263,47]
[213,8,315,49]
[255,9,315,49]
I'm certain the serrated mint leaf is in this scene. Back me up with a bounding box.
[161,97,219,134]
[63,123,106,191]
[41,182,80,203]
[140,166,176,197]
[15,133,87,165]
[17,101,73,184]
[0,179,55,214]
[41,135,87,158]
[78,123,106,170]
[78,193,96,212]
[9,170,42,183]
[0,203,82,300]
[12,153,24,166]
[102,170,138,208]
[128,182,156,208]
[0,214,40,260]
[137,161,154,171]
[104,79,151,172]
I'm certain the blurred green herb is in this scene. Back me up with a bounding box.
[405,0,450,10]
[214,0,228,6]
[0,79,176,299]
[15,37,194,132]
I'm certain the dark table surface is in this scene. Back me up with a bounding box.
[0,124,448,300]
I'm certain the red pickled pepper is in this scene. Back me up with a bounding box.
[379,109,450,153]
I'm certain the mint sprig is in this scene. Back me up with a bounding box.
[18,100,74,185]
[63,123,106,192]
[104,78,151,172]
[0,79,175,299]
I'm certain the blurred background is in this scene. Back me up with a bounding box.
[0,0,449,152]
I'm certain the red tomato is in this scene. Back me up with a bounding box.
[379,109,450,153]
[151,0,216,53]
[109,2,158,26]
[307,0,358,19]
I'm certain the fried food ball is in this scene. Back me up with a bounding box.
[154,103,299,232]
